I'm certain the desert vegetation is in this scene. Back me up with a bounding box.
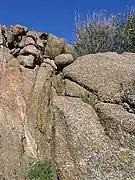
[73,6,135,57]
[24,158,53,180]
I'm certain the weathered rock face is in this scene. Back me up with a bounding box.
[95,102,135,149]
[1,24,135,180]
[63,52,135,103]
[0,65,54,179]
[53,96,135,180]
[0,46,13,78]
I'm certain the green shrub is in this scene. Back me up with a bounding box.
[82,92,98,107]
[73,7,135,57]
[116,8,135,52]
[25,158,53,180]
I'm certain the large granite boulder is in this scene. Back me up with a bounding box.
[52,96,135,180]
[63,52,135,103]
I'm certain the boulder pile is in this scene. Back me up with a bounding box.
[0,24,74,70]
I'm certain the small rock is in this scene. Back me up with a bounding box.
[19,36,35,47]
[20,45,40,56]
[1,25,6,34]
[42,54,50,59]
[7,31,13,44]
[123,102,131,111]
[9,24,28,36]
[0,25,7,45]
[0,27,4,45]
[18,55,35,68]
[9,26,21,36]
[9,24,27,37]
[36,38,44,48]
[27,31,41,41]
[15,24,28,33]
[6,25,26,49]
[43,58,57,69]
[41,62,46,67]
[54,53,74,68]
[10,48,20,57]
[129,109,134,113]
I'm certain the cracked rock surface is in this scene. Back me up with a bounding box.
[0,24,135,180]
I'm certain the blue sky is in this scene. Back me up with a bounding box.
[0,0,135,43]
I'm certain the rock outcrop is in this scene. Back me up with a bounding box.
[0,24,135,180]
